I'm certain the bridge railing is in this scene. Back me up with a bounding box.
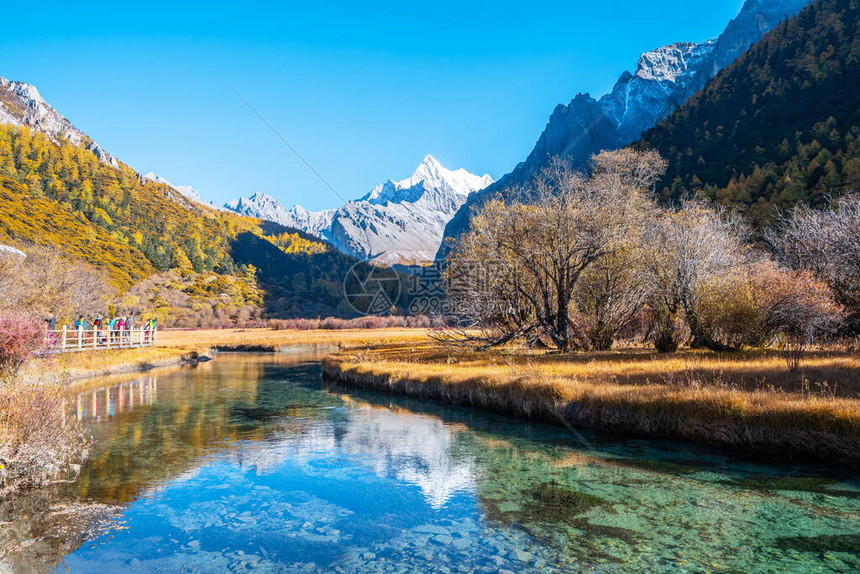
[44,326,157,353]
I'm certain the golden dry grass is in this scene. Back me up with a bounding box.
[324,343,860,463]
[26,347,189,383]
[154,327,432,351]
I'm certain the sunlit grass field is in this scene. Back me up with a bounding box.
[155,327,431,351]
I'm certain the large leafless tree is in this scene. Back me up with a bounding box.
[445,149,665,351]
[642,200,752,352]
[0,244,112,322]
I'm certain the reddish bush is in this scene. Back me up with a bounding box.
[0,313,46,374]
[749,260,843,370]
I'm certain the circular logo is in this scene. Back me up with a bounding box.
[342,262,401,316]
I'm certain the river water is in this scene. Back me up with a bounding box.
[1,352,858,573]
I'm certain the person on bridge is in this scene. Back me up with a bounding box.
[94,316,104,343]
[108,317,119,344]
[74,315,88,331]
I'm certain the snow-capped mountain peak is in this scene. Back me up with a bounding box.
[364,155,494,206]
[224,156,493,264]
[400,154,494,196]
[635,41,715,83]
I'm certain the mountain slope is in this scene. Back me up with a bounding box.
[226,155,493,265]
[0,77,118,167]
[437,0,811,259]
[639,0,860,226]
[0,81,380,321]
[0,174,154,288]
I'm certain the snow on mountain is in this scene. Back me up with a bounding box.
[0,76,118,168]
[143,172,204,204]
[224,192,336,236]
[438,0,813,259]
[224,155,493,265]
[364,155,494,205]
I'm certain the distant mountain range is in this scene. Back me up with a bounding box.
[437,0,813,258]
[224,155,493,265]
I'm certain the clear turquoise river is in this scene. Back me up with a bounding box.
[1,352,858,573]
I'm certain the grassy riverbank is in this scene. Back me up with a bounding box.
[323,344,860,464]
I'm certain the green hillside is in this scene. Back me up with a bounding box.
[0,123,375,322]
[640,0,860,227]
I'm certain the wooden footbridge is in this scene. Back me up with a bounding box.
[44,327,157,353]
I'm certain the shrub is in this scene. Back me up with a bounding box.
[749,261,843,371]
[695,270,765,350]
[268,315,438,331]
[0,380,89,495]
[0,313,45,375]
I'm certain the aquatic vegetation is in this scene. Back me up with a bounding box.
[570,519,640,545]
[484,481,608,525]
[525,482,608,521]
[615,458,704,476]
[722,475,860,499]
[772,533,860,554]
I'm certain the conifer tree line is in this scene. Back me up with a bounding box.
[445,149,853,363]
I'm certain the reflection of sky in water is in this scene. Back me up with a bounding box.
[7,354,855,573]
[231,407,476,509]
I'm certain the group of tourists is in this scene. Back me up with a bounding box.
[63,315,158,345]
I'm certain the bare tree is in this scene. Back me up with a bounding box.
[643,200,750,352]
[770,193,860,333]
[445,149,665,352]
[0,244,113,322]
[570,246,653,351]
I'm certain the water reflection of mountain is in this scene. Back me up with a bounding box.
[73,355,338,503]
[228,400,476,509]
[338,406,475,508]
[1,354,336,572]
[3,353,481,571]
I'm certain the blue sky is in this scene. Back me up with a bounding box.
[1,1,744,210]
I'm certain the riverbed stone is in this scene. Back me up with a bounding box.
[413,524,450,535]
[508,549,533,562]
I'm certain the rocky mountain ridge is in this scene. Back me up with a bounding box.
[0,76,118,168]
[437,0,813,259]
